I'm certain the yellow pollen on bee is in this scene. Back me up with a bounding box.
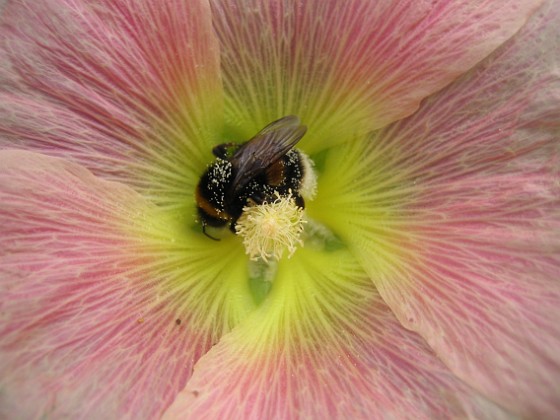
[235,191,306,262]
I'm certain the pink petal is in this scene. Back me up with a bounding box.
[313,2,560,417]
[209,0,543,152]
[0,151,253,418]
[0,0,222,209]
[163,249,509,419]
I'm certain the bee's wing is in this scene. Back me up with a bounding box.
[228,115,307,196]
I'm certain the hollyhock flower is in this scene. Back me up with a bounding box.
[1,0,559,418]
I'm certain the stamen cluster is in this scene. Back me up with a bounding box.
[235,191,306,262]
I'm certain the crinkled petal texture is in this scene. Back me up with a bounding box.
[311,2,560,417]
[1,0,222,211]
[0,151,256,418]
[164,249,509,419]
[209,0,543,152]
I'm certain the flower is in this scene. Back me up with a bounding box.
[1,0,559,418]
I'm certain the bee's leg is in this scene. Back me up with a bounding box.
[202,223,221,241]
[294,194,305,209]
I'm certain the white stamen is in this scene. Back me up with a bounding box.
[235,191,306,262]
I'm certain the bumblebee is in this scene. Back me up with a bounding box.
[195,115,309,239]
